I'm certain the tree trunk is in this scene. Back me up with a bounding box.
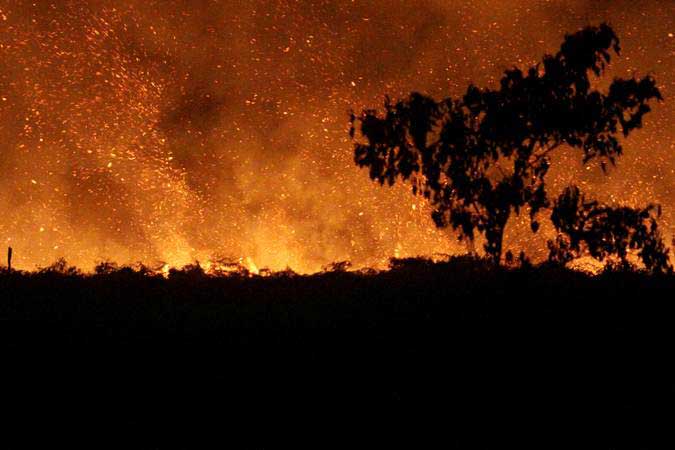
[485,211,509,265]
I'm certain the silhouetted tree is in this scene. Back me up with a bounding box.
[548,186,672,274]
[350,24,662,263]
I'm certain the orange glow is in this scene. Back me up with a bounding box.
[0,1,671,273]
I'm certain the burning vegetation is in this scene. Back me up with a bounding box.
[0,1,672,273]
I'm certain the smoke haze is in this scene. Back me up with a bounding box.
[0,0,672,271]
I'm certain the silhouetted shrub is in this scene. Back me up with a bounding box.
[38,258,81,276]
[322,261,352,273]
[549,186,672,274]
[94,260,120,275]
[389,257,435,271]
[169,263,207,281]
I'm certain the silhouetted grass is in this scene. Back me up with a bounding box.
[0,257,673,447]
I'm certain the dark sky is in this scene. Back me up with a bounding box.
[0,0,672,271]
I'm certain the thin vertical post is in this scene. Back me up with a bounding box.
[7,246,12,272]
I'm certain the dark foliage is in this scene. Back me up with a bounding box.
[350,24,662,263]
[38,256,81,275]
[321,260,353,273]
[0,260,674,447]
[94,260,119,275]
[548,186,672,273]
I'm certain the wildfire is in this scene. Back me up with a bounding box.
[154,255,261,278]
[0,1,671,273]
[244,257,260,276]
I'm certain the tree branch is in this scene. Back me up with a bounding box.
[528,141,562,168]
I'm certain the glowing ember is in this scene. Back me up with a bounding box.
[0,1,672,273]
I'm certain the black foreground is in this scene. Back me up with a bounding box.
[1,259,673,448]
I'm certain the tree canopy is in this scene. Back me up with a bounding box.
[350,23,668,270]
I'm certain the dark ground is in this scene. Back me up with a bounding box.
[0,257,673,448]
